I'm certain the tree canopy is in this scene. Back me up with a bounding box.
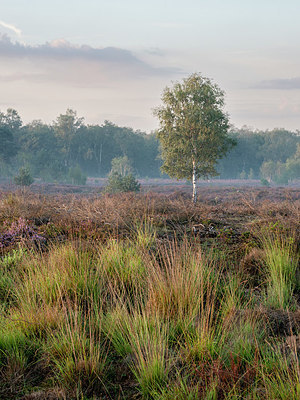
[0,125,17,162]
[154,73,234,201]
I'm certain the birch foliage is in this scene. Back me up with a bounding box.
[154,73,233,181]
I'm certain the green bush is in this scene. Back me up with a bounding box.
[14,167,34,186]
[105,172,140,194]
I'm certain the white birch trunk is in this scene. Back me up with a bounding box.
[192,159,197,203]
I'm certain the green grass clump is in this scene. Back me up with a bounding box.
[259,344,300,400]
[261,229,299,309]
[0,318,42,398]
[99,238,146,291]
[45,305,107,397]
[0,247,26,306]
[106,306,170,398]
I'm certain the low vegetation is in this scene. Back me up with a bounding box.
[14,167,34,187]
[105,172,141,194]
[0,188,299,399]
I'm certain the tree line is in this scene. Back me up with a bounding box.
[0,108,299,184]
[0,109,160,183]
[217,126,300,183]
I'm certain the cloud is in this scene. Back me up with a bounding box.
[0,34,143,63]
[0,21,21,36]
[255,77,300,90]
[0,34,179,78]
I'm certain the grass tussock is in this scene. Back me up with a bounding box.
[260,226,299,310]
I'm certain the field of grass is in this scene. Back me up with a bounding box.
[0,187,299,399]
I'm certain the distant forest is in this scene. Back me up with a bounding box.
[1,108,299,184]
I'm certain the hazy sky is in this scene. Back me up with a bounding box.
[1,0,300,132]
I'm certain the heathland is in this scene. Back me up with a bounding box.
[0,186,299,399]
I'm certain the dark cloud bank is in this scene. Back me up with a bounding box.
[0,34,178,77]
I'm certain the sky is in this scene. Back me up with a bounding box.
[0,0,300,132]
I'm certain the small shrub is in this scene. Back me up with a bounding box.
[105,172,140,194]
[122,174,141,192]
[14,167,34,186]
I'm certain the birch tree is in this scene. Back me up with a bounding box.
[154,73,233,202]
